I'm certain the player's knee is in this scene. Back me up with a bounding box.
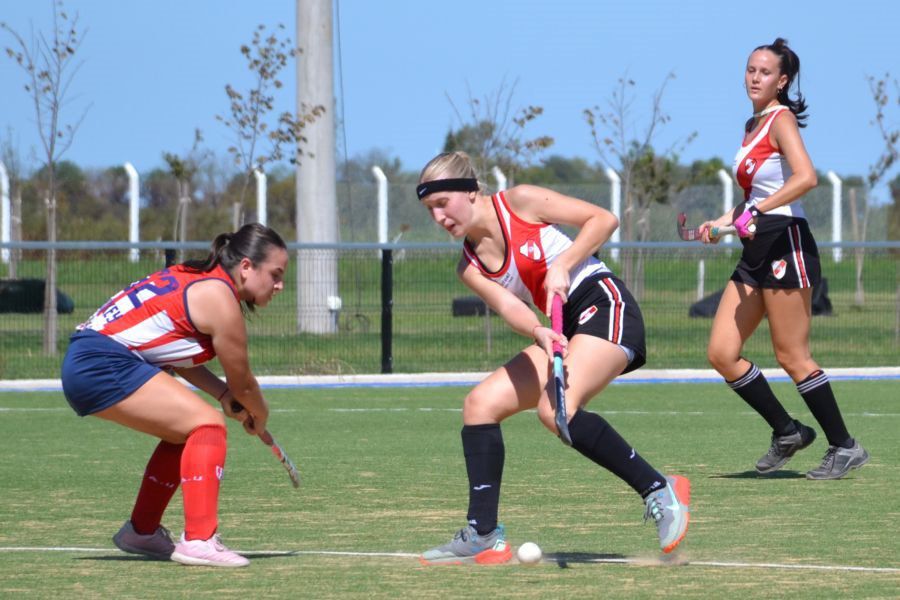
[774,351,809,380]
[462,387,494,421]
[191,404,227,431]
[707,345,730,374]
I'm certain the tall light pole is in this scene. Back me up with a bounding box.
[296,0,338,333]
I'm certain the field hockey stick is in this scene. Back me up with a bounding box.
[258,430,301,489]
[550,295,573,446]
[676,212,756,241]
[230,400,301,488]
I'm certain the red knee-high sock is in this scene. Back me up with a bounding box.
[180,424,227,541]
[131,441,184,535]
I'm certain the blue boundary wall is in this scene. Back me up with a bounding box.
[3,367,899,393]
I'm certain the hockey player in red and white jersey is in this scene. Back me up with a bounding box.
[700,38,869,480]
[416,151,690,564]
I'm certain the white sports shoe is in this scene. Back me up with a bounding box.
[171,532,250,568]
[112,521,175,560]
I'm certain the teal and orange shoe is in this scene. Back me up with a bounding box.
[643,475,690,554]
[419,524,512,565]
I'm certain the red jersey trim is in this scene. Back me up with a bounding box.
[181,274,238,334]
[787,224,810,288]
[741,107,785,147]
[600,277,624,344]
[462,192,512,277]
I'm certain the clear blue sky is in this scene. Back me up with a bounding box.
[1,0,898,200]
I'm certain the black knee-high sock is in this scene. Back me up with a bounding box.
[461,424,504,535]
[797,370,852,448]
[727,363,796,436]
[568,410,665,499]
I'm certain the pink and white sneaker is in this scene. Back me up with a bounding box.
[171,533,250,568]
[112,521,175,560]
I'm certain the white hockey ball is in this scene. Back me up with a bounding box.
[516,542,542,565]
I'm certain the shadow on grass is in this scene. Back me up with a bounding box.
[547,553,627,569]
[76,552,293,562]
[710,470,805,479]
[75,555,166,562]
[546,552,689,569]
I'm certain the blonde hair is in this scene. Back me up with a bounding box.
[418,151,483,189]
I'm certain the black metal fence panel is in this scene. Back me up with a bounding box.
[1,241,897,378]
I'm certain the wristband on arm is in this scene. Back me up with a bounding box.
[733,208,759,237]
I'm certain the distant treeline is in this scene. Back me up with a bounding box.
[4,153,899,243]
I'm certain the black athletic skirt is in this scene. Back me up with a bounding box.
[562,272,646,374]
[730,217,821,289]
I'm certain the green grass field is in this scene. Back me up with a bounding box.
[1,380,898,598]
[2,249,898,377]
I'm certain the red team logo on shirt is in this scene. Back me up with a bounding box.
[771,259,787,280]
[744,158,757,175]
[519,240,542,261]
[578,305,598,325]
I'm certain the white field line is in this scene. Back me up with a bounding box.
[321,409,900,418]
[0,546,897,573]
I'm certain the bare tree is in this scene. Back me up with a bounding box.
[444,78,554,185]
[862,74,900,342]
[216,23,324,230]
[163,129,208,261]
[851,74,900,308]
[867,75,900,191]
[584,73,695,298]
[2,1,90,355]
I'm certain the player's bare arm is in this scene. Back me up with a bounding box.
[173,364,227,400]
[506,184,617,313]
[458,258,564,355]
[173,365,245,422]
[188,279,269,434]
[763,111,817,211]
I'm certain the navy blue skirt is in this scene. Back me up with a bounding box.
[61,330,161,416]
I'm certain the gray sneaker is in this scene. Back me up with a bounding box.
[643,475,690,554]
[112,520,175,560]
[806,440,870,480]
[755,421,816,474]
[419,524,512,565]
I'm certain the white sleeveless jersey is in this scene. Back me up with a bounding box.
[732,106,806,219]
[462,191,609,309]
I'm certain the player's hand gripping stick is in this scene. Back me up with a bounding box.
[677,212,756,241]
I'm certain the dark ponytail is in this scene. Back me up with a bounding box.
[182,223,287,312]
[755,37,809,127]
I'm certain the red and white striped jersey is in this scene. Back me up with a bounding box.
[733,106,806,219]
[463,191,609,310]
[77,264,238,368]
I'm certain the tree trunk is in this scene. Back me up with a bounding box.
[621,185,635,288]
[232,201,242,232]
[895,282,900,346]
[631,205,652,302]
[43,191,58,356]
[233,173,250,231]
[849,188,865,306]
[9,185,22,279]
